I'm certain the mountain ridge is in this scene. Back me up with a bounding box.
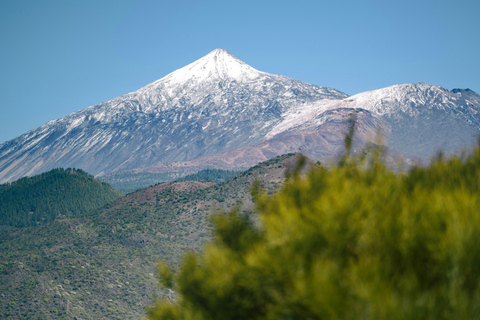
[263,82,480,161]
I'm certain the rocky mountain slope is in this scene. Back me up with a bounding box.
[0,49,345,183]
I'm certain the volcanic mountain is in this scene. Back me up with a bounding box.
[1,49,479,183]
[0,49,347,183]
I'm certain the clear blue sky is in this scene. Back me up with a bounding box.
[1,0,479,143]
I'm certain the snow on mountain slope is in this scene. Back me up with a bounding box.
[265,99,343,139]
[345,83,480,116]
[160,48,263,85]
[0,49,347,183]
[345,83,480,159]
[266,82,480,161]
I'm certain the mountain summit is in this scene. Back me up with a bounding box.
[159,49,263,85]
[0,50,347,183]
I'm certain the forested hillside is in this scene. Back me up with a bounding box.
[99,168,244,194]
[98,171,179,194]
[175,168,244,183]
[0,154,302,319]
[0,168,122,227]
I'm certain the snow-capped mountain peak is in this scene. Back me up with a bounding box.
[0,49,348,182]
[157,48,264,86]
[3,47,477,183]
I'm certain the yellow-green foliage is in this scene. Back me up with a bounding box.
[148,145,480,320]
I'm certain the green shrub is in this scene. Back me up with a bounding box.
[148,144,480,320]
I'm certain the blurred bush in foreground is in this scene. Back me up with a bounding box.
[148,143,480,320]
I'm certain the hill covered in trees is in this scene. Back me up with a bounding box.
[98,171,179,194]
[0,154,303,319]
[99,168,244,194]
[175,168,243,183]
[0,168,122,227]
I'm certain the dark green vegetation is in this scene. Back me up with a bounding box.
[99,168,244,194]
[149,145,480,320]
[175,168,243,183]
[0,154,300,319]
[98,171,180,194]
[0,168,122,227]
